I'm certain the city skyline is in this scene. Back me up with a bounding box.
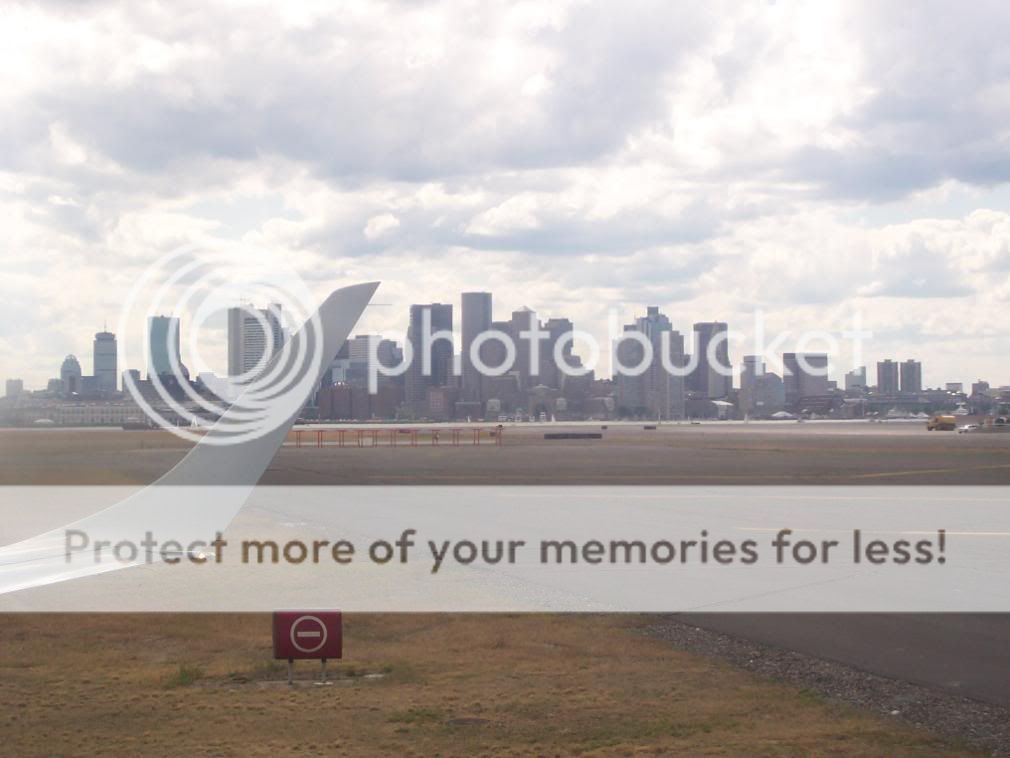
[6,282,1008,394]
[0,290,979,399]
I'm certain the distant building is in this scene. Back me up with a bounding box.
[405,303,453,415]
[739,356,761,415]
[371,383,402,418]
[347,334,376,363]
[691,322,731,399]
[740,356,784,417]
[477,319,515,400]
[615,306,685,419]
[318,383,352,420]
[427,386,459,421]
[542,317,576,391]
[228,304,283,379]
[345,335,377,389]
[844,367,867,392]
[969,380,993,414]
[510,307,540,391]
[60,355,82,395]
[482,373,522,414]
[350,386,371,420]
[4,379,24,398]
[945,382,964,393]
[461,292,492,402]
[876,359,899,394]
[900,359,922,394]
[93,330,118,392]
[783,353,829,410]
[148,315,183,380]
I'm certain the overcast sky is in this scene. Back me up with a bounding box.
[3,0,1010,389]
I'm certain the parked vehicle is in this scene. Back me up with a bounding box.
[927,414,957,431]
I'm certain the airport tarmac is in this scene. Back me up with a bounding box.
[2,422,1009,712]
[3,420,1010,486]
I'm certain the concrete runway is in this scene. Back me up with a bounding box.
[2,421,1009,706]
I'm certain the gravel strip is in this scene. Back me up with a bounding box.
[644,616,1010,755]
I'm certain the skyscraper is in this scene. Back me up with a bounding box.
[60,354,82,395]
[693,322,731,399]
[876,359,899,394]
[739,356,785,417]
[148,315,182,380]
[510,307,539,390]
[900,359,922,394]
[615,306,685,419]
[739,355,762,415]
[93,330,118,392]
[844,367,867,392]
[543,317,575,390]
[783,353,830,409]
[405,303,453,414]
[228,304,283,379]
[461,292,492,401]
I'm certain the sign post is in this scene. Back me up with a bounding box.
[273,610,343,684]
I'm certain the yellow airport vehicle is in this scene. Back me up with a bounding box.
[926,414,957,431]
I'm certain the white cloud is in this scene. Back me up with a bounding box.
[2,0,1010,389]
[362,212,400,240]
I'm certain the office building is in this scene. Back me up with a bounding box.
[5,379,24,398]
[510,307,540,390]
[783,352,830,409]
[461,292,492,401]
[404,303,453,414]
[93,330,118,392]
[844,367,867,392]
[692,322,731,399]
[900,359,922,394]
[148,315,183,380]
[876,359,899,394]
[543,317,576,390]
[228,304,283,379]
[60,354,82,395]
[739,356,762,415]
[740,356,785,417]
[615,306,685,419]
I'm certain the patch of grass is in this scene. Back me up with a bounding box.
[163,664,204,688]
[379,660,424,684]
[0,613,976,756]
[250,659,285,677]
[387,706,444,725]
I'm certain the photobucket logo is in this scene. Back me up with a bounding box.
[118,247,323,445]
[362,307,870,392]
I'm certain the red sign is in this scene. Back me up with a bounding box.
[273,611,343,660]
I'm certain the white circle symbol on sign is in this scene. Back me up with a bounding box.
[290,615,328,654]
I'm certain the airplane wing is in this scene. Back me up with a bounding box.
[0,281,379,595]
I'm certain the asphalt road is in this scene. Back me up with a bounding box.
[683,612,1010,707]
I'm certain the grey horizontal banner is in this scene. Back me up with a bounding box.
[0,486,1006,611]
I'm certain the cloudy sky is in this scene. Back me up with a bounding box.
[3,0,1010,390]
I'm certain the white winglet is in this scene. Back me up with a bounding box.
[0,282,379,595]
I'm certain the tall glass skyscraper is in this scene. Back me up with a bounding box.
[148,315,182,380]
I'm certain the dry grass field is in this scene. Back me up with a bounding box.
[0,613,969,756]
